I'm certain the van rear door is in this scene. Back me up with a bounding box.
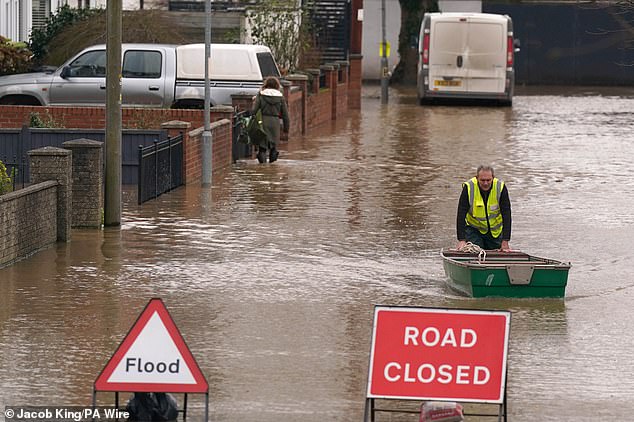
[428,17,469,92]
[465,15,506,94]
[429,15,507,94]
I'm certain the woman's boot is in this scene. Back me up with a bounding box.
[269,146,279,163]
[257,147,267,163]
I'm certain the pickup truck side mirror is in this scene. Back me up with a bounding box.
[513,38,521,53]
[60,66,71,79]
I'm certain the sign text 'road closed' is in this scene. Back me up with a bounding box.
[366,306,510,403]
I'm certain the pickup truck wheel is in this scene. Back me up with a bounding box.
[0,95,42,106]
[172,100,207,109]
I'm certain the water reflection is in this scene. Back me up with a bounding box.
[1,86,634,421]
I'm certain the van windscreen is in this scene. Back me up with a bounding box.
[257,53,280,78]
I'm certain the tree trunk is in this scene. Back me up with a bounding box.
[391,0,438,85]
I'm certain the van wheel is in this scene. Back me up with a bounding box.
[419,97,432,106]
[499,99,512,107]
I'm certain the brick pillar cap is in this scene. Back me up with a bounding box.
[210,118,231,129]
[27,146,71,156]
[285,74,309,81]
[325,62,340,69]
[232,93,256,100]
[335,60,350,67]
[161,120,192,129]
[281,79,292,87]
[211,105,234,113]
[349,53,363,59]
[62,138,104,148]
[306,68,321,75]
[320,64,335,71]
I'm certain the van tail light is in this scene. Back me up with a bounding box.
[422,33,430,65]
[507,36,514,67]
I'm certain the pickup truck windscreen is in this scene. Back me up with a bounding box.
[67,50,106,77]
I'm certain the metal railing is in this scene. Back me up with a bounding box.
[137,134,184,205]
[0,154,27,191]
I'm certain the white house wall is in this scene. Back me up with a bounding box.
[1,0,21,41]
[438,0,481,13]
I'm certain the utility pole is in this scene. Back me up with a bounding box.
[202,0,213,186]
[380,0,389,104]
[104,0,122,226]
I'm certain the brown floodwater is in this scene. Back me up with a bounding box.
[1,85,633,421]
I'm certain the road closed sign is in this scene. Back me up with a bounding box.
[367,306,510,403]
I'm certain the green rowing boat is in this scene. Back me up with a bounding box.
[441,249,571,298]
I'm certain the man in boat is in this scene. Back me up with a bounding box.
[456,165,512,251]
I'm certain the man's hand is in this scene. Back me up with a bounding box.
[456,240,466,251]
[500,240,511,252]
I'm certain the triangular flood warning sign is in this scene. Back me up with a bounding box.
[95,298,208,393]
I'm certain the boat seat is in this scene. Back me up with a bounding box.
[469,260,538,265]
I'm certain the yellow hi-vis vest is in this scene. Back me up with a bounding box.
[464,177,504,238]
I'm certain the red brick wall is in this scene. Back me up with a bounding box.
[183,119,232,183]
[0,66,362,132]
[212,119,232,174]
[287,89,303,139]
[0,105,208,130]
[184,129,202,184]
[307,89,332,129]
[1,65,362,181]
[336,82,349,116]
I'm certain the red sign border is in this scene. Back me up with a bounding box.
[366,305,511,404]
[94,298,209,393]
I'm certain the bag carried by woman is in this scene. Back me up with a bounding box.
[246,109,268,146]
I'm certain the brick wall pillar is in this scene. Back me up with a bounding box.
[320,64,336,89]
[211,105,234,123]
[321,64,337,120]
[286,74,309,134]
[307,68,321,94]
[28,147,72,242]
[348,53,363,109]
[161,120,192,184]
[336,60,349,84]
[232,94,255,113]
[62,139,103,228]
[280,79,292,142]
[161,120,192,140]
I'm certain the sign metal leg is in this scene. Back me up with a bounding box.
[204,393,209,422]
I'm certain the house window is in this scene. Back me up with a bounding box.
[31,0,51,32]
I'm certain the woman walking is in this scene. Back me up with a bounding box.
[251,76,290,163]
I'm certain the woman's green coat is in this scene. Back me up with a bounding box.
[251,88,290,149]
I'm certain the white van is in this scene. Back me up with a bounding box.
[417,12,519,106]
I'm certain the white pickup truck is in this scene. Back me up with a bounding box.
[0,43,280,108]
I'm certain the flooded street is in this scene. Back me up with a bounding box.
[1,85,634,421]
